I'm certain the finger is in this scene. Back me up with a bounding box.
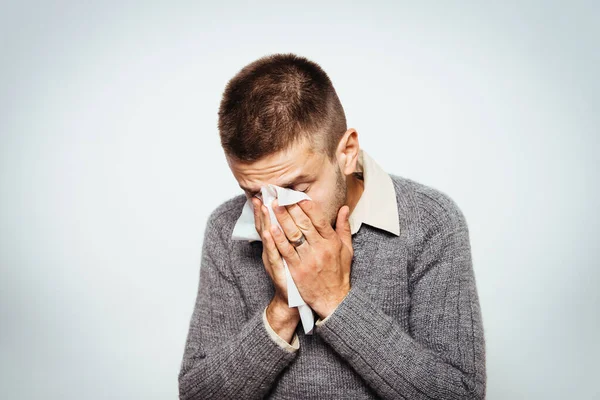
[263,205,295,265]
[261,204,272,234]
[272,199,319,249]
[261,206,287,274]
[335,205,353,250]
[253,197,263,237]
[297,199,336,239]
[262,228,283,272]
[281,200,323,245]
[270,225,301,266]
[261,234,277,283]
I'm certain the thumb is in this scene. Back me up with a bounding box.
[335,205,352,248]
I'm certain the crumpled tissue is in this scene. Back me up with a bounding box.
[231,184,315,335]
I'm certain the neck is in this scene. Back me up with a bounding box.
[346,172,365,216]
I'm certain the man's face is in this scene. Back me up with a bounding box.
[227,139,348,230]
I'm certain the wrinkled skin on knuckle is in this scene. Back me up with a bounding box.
[295,215,311,231]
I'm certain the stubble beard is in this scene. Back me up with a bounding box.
[329,165,348,230]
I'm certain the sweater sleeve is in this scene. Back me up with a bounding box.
[178,214,298,400]
[315,198,486,399]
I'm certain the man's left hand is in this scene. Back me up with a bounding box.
[269,198,354,319]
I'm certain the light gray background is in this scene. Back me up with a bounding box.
[1,1,598,399]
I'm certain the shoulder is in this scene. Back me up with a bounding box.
[388,174,468,234]
[205,193,248,244]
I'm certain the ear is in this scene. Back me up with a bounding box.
[335,128,361,176]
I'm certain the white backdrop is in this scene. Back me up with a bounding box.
[1,1,598,399]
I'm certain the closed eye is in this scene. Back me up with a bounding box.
[248,185,309,198]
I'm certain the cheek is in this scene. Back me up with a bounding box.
[306,171,342,220]
[305,188,336,221]
[305,186,327,205]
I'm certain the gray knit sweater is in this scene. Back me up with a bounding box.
[178,174,486,399]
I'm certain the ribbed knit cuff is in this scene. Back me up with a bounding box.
[315,291,349,327]
[180,309,299,399]
[315,287,396,356]
[240,307,299,365]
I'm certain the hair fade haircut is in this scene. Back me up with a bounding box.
[218,53,347,164]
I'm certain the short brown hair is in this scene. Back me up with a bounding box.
[218,53,347,163]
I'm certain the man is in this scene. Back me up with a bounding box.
[178,53,486,399]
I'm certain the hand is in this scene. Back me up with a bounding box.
[252,197,300,342]
[269,198,354,318]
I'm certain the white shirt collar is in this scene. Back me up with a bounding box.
[348,149,400,236]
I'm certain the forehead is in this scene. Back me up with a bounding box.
[227,142,325,192]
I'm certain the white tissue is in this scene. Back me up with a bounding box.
[231,184,315,335]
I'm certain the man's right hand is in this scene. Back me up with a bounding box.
[252,197,300,343]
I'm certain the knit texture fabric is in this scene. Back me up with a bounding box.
[178,174,486,399]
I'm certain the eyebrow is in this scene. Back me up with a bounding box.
[239,173,312,195]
